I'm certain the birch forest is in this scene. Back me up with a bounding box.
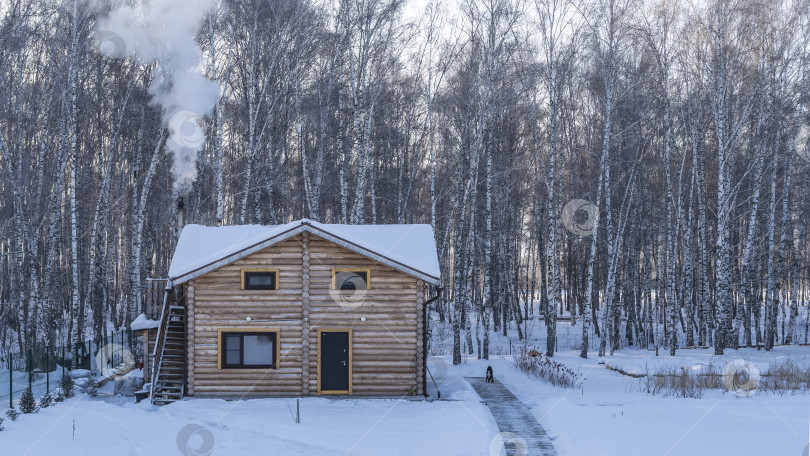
[2,0,810,364]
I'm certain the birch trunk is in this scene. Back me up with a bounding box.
[764,143,779,350]
[131,126,166,323]
[68,0,82,343]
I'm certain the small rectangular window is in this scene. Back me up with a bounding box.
[331,268,371,290]
[219,331,279,369]
[241,269,279,290]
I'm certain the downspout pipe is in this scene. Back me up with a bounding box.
[423,286,443,398]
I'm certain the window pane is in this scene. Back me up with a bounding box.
[226,335,240,349]
[224,335,241,366]
[335,271,367,290]
[226,349,240,365]
[245,272,276,289]
[243,334,274,366]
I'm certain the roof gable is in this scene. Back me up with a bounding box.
[168,219,441,285]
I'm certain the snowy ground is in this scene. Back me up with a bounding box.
[3,325,810,455]
[436,347,810,456]
[1,378,499,455]
[4,348,809,455]
[432,320,810,455]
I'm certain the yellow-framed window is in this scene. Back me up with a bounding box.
[241,268,280,290]
[331,268,371,290]
[217,328,280,369]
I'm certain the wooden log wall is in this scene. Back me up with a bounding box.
[306,235,420,396]
[186,232,423,397]
[187,281,196,395]
[191,236,304,397]
[416,280,425,396]
[301,232,311,395]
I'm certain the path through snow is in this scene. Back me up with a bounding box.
[467,377,557,456]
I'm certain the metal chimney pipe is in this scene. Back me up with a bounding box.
[177,197,185,235]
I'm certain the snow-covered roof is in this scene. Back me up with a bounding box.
[168,219,441,285]
[130,313,160,331]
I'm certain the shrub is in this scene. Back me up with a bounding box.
[641,365,708,398]
[758,359,810,394]
[19,388,38,414]
[639,361,750,398]
[0,415,4,431]
[59,372,75,399]
[639,358,810,398]
[5,407,19,421]
[513,346,583,388]
[39,393,54,408]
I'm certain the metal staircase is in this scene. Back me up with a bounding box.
[150,285,186,405]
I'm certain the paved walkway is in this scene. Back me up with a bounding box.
[466,377,557,456]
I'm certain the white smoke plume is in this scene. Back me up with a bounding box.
[96,0,220,194]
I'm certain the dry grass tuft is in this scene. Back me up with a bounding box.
[757,359,810,394]
[640,358,810,398]
[640,363,723,398]
[513,346,584,389]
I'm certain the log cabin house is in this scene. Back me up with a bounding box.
[148,219,441,405]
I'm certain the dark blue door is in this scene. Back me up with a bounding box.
[320,331,349,392]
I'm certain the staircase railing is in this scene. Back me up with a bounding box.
[149,281,173,403]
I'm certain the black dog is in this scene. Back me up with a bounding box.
[485,366,494,383]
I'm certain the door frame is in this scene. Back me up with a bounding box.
[316,329,353,395]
